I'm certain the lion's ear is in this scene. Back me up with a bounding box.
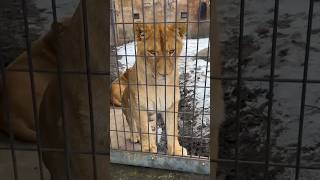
[177,23,187,38]
[134,23,145,41]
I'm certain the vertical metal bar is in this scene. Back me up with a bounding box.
[119,0,137,151]
[200,39,210,160]
[295,0,314,179]
[140,0,151,152]
[50,0,72,179]
[20,0,45,179]
[173,0,178,156]
[107,0,111,165]
[109,19,120,149]
[80,0,98,178]
[128,0,142,152]
[110,1,120,151]
[109,2,120,148]
[0,52,19,180]
[182,0,191,156]
[164,0,168,156]
[111,0,128,150]
[235,0,245,178]
[152,0,159,154]
[264,0,279,179]
[190,0,203,158]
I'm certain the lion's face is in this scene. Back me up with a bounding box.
[134,23,186,77]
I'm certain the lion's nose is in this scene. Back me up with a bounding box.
[158,73,169,77]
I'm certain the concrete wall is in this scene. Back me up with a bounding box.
[112,0,210,45]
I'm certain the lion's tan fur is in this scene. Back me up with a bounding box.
[111,69,130,107]
[0,20,70,142]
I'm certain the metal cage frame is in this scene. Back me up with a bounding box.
[0,0,319,179]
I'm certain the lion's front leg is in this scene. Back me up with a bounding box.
[126,108,140,143]
[147,111,157,153]
[133,109,157,153]
[163,105,188,156]
[123,88,140,144]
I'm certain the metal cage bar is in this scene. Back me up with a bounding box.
[181,0,190,158]
[5,68,320,84]
[0,38,19,180]
[234,0,245,178]
[1,0,320,179]
[264,0,279,179]
[49,0,73,179]
[190,0,202,157]
[295,0,315,179]
[109,0,213,174]
[111,0,129,151]
[20,0,45,179]
[80,0,99,179]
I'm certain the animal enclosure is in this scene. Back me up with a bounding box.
[110,0,214,175]
[0,0,319,179]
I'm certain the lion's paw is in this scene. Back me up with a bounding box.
[129,133,140,143]
[142,145,157,153]
[173,145,188,156]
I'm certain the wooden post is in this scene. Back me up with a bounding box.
[210,0,224,179]
[39,0,109,179]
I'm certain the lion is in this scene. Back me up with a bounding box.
[0,17,127,142]
[0,19,70,142]
[119,22,188,156]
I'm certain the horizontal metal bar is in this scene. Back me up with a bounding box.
[209,76,320,84]
[111,107,210,115]
[5,68,320,84]
[5,69,110,76]
[4,136,207,155]
[111,83,211,88]
[113,21,210,24]
[210,158,320,170]
[0,147,109,155]
[110,149,210,175]
[109,130,210,140]
[111,55,210,58]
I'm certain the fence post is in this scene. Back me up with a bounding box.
[210,0,224,179]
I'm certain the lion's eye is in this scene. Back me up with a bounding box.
[147,50,157,56]
[168,50,175,55]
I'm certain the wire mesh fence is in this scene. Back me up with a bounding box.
[1,0,109,179]
[0,0,319,179]
[110,0,212,157]
[109,0,212,175]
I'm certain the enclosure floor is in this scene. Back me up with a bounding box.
[110,107,142,151]
[0,130,209,180]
